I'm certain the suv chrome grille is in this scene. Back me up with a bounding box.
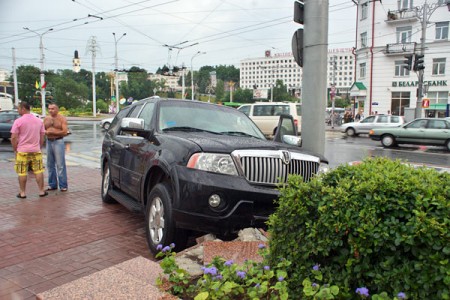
[232,150,320,186]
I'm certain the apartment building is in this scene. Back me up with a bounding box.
[353,0,450,117]
[240,49,354,99]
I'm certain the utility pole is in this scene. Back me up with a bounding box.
[23,27,53,116]
[86,36,100,117]
[414,0,448,118]
[12,48,19,107]
[191,51,205,101]
[331,55,337,128]
[113,32,126,113]
[301,0,328,156]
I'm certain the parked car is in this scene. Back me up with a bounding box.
[0,111,21,140]
[99,117,114,129]
[101,98,328,254]
[341,114,405,136]
[237,102,302,137]
[369,118,450,151]
[0,111,44,140]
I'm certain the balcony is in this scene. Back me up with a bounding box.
[386,9,419,24]
[385,42,416,55]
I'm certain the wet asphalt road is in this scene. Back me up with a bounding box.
[0,120,449,170]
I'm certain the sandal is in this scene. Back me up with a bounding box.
[60,188,68,192]
[39,191,49,197]
[16,194,26,199]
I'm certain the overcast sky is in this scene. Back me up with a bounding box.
[0,0,356,74]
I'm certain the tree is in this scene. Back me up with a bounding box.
[232,88,254,103]
[15,65,41,107]
[51,76,89,109]
[272,79,297,102]
[215,65,240,83]
[197,66,215,94]
[120,66,154,100]
[215,80,225,102]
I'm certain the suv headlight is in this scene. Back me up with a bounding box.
[187,153,238,176]
[318,162,329,174]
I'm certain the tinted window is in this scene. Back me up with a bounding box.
[138,102,156,130]
[254,105,289,116]
[407,119,427,128]
[376,116,388,123]
[238,105,250,116]
[296,104,302,116]
[128,105,143,118]
[110,107,131,131]
[361,116,375,123]
[428,120,448,129]
[391,116,400,123]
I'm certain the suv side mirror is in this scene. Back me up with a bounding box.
[273,114,302,146]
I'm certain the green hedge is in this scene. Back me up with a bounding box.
[268,157,450,299]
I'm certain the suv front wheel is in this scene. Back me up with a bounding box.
[145,182,188,255]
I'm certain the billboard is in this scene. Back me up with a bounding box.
[253,89,268,99]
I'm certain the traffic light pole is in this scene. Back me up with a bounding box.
[301,0,328,156]
[415,3,427,119]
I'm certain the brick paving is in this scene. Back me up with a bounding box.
[0,162,152,300]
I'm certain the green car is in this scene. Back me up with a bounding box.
[369,118,450,151]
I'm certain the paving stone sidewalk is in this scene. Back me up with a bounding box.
[0,162,151,299]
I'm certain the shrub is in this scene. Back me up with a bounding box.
[268,157,450,299]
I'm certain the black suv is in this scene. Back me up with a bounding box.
[101,98,328,254]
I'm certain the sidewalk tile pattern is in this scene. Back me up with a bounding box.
[0,162,152,299]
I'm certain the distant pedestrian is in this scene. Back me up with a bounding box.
[44,103,68,192]
[10,101,47,198]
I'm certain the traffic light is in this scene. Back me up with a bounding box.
[413,54,425,71]
[292,1,304,67]
[403,54,413,71]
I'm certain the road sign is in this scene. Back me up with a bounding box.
[422,98,430,108]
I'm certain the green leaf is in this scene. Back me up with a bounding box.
[194,291,209,300]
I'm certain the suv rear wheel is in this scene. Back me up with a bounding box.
[145,182,188,255]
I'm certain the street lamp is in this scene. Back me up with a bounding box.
[113,32,126,113]
[191,51,206,101]
[23,27,53,116]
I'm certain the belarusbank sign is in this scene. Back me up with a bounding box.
[392,80,447,87]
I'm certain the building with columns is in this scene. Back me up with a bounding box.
[353,0,450,118]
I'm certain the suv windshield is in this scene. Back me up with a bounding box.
[158,101,265,139]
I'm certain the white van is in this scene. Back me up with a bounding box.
[0,93,14,111]
[238,102,302,137]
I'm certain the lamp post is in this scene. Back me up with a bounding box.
[24,27,53,116]
[191,51,206,100]
[113,32,126,113]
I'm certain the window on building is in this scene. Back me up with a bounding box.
[428,91,448,104]
[396,26,412,43]
[395,60,410,76]
[435,22,449,40]
[391,92,410,116]
[361,3,368,19]
[432,58,446,75]
[398,0,413,10]
[361,32,367,47]
[359,63,366,78]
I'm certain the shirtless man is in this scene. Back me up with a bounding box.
[43,103,68,191]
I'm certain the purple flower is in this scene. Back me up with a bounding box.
[264,265,270,271]
[225,260,234,266]
[162,246,171,253]
[169,243,175,248]
[356,287,369,298]
[258,243,266,249]
[255,283,261,288]
[278,276,284,282]
[397,292,406,299]
[236,271,246,279]
[313,264,320,271]
[156,244,163,251]
[312,283,318,288]
[202,267,218,276]
[215,274,223,280]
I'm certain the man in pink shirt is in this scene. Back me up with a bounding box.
[10,101,48,198]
